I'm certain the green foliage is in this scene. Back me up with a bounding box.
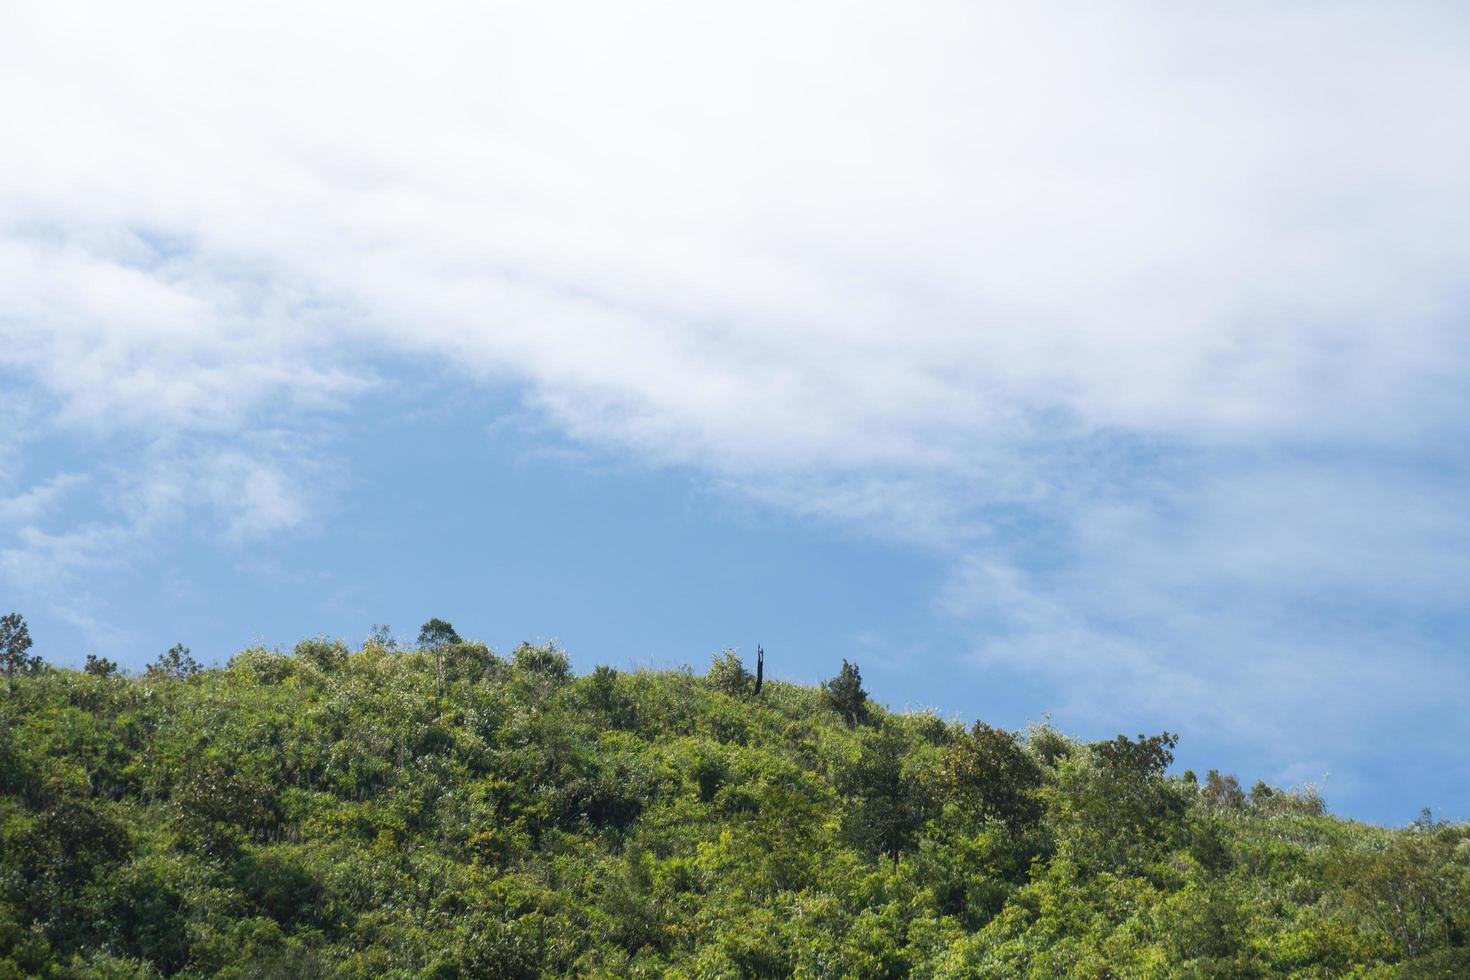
[944,721,1045,832]
[416,618,470,696]
[16,798,131,930]
[510,640,570,682]
[1051,731,1185,872]
[1330,812,1470,959]
[823,657,869,727]
[416,618,461,649]
[839,723,937,861]
[146,643,200,680]
[365,624,397,651]
[1202,768,1247,812]
[83,653,119,678]
[0,613,39,689]
[705,649,754,696]
[174,763,280,858]
[579,664,636,729]
[294,636,349,672]
[0,637,1462,976]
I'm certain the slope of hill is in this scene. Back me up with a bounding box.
[1,634,1466,978]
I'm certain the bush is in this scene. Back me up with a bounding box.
[174,764,280,858]
[512,642,571,683]
[294,636,349,672]
[230,648,295,684]
[706,650,753,697]
[89,859,189,973]
[445,641,507,684]
[511,643,567,690]
[17,799,132,925]
[232,853,325,928]
[581,665,636,728]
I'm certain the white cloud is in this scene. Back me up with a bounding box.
[4,1,1470,770]
[0,473,88,526]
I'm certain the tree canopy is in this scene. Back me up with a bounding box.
[0,612,39,690]
[0,628,1466,977]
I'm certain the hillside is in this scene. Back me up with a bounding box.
[1,630,1467,978]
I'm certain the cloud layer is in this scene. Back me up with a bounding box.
[5,1,1470,783]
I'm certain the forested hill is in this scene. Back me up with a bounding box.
[2,628,1467,978]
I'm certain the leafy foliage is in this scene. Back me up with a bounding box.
[416,618,462,649]
[823,657,869,727]
[145,643,200,680]
[82,653,118,678]
[0,613,40,690]
[0,628,1465,977]
[511,640,570,682]
[706,649,754,697]
[1052,731,1184,872]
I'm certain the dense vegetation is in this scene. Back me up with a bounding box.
[2,617,1468,977]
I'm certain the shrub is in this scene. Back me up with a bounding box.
[294,636,349,672]
[174,764,279,858]
[229,648,295,684]
[512,642,570,683]
[706,650,753,697]
[581,665,636,728]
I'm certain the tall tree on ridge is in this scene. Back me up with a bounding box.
[1,612,40,692]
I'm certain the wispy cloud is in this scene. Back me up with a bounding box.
[4,1,1470,775]
[0,473,88,526]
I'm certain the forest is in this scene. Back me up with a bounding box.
[1,615,1467,978]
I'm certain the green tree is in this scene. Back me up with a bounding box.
[1335,813,1469,959]
[823,659,868,727]
[581,664,636,729]
[17,799,131,937]
[175,763,280,858]
[417,618,462,649]
[366,623,398,650]
[1052,731,1184,872]
[511,641,571,707]
[943,721,1044,832]
[82,653,118,678]
[840,724,936,862]
[418,618,463,695]
[1202,769,1246,812]
[293,636,349,671]
[145,643,199,680]
[0,613,39,691]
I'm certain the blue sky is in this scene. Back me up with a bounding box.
[5,2,1470,824]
